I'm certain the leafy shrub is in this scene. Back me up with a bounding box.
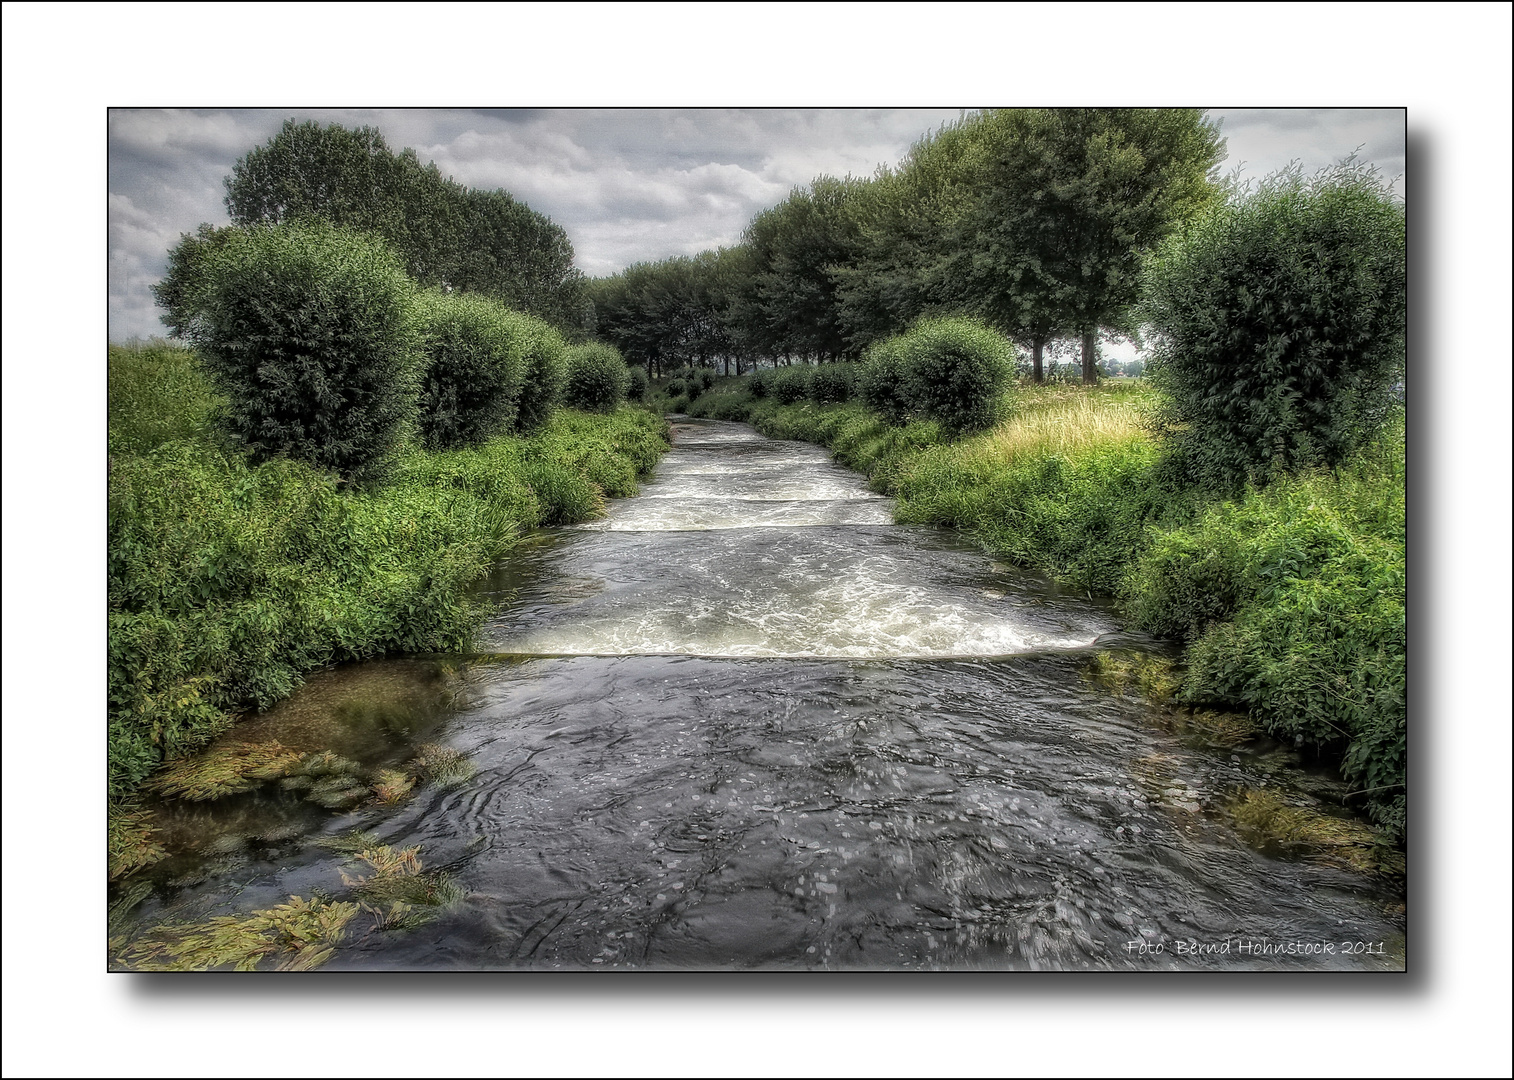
[512,315,569,433]
[174,221,422,482]
[413,291,526,449]
[897,316,1014,433]
[808,363,856,404]
[108,340,225,455]
[859,337,912,425]
[665,378,687,397]
[563,342,632,413]
[625,364,649,402]
[748,368,774,399]
[770,366,811,405]
[1142,160,1406,489]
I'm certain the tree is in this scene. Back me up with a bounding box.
[1141,160,1406,488]
[153,223,241,338]
[223,119,587,336]
[831,123,979,353]
[741,176,866,362]
[944,108,1226,382]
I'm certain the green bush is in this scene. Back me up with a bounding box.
[808,363,856,404]
[512,316,568,432]
[665,378,687,397]
[897,316,1014,433]
[174,221,422,482]
[108,340,225,455]
[626,364,650,403]
[1142,161,1406,489]
[859,337,912,425]
[770,366,811,405]
[563,342,632,413]
[748,368,774,399]
[413,291,526,449]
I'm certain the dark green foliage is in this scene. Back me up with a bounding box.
[222,119,587,337]
[808,363,856,404]
[740,176,865,361]
[625,364,649,403]
[748,368,774,398]
[511,316,568,432]
[176,221,421,482]
[665,378,687,397]
[108,340,225,455]
[894,317,1015,433]
[152,223,241,339]
[1142,161,1407,488]
[564,342,632,413]
[859,337,913,425]
[945,109,1225,368]
[590,249,743,374]
[413,291,526,449]
[770,366,812,405]
[108,409,670,798]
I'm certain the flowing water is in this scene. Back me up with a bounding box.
[113,419,1405,971]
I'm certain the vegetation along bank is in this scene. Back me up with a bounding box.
[109,273,666,856]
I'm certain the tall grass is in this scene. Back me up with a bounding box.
[107,340,224,455]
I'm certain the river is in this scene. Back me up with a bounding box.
[112,418,1405,970]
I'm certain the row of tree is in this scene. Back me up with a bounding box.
[590,109,1226,382]
[157,119,591,340]
[168,221,634,484]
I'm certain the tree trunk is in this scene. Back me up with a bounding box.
[1032,337,1045,383]
[1081,330,1098,385]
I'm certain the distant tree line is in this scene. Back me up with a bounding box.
[590,108,1226,383]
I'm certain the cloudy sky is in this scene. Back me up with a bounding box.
[107,106,1405,342]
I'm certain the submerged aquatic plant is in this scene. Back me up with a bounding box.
[1085,650,1180,702]
[407,743,476,788]
[1226,788,1403,876]
[340,844,466,932]
[108,805,170,880]
[370,768,417,805]
[122,895,360,971]
[313,829,384,855]
[148,741,304,801]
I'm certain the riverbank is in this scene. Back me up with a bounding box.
[108,342,669,840]
[683,380,1406,845]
